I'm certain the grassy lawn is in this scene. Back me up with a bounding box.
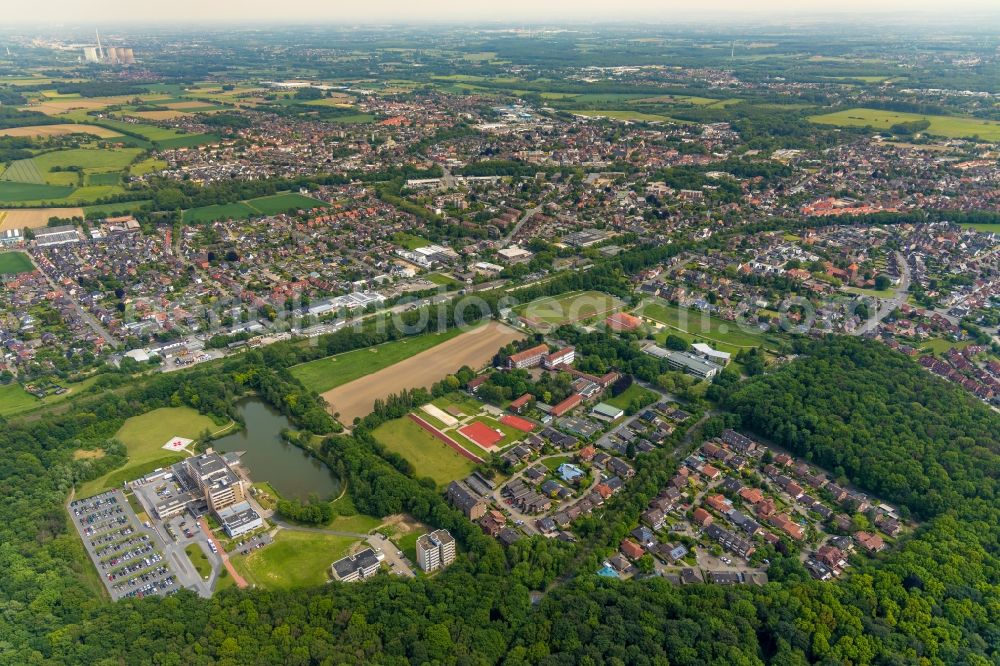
[541,455,572,472]
[605,383,658,411]
[846,286,895,298]
[76,407,223,497]
[185,544,212,579]
[959,223,1000,233]
[425,272,462,287]
[372,416,477,486]
[327,513,383,534]
[78,455,184,498]
[231,529,359,590]
[183,202,257,223]
[114,407,221,461]
[0,251,33,274]
[393,232,431,249]
[290,328,468,394]
[129,158,167,176]
[245,192,328,215]
[0,383,40,416]
[809,108,1000,141]
[514,290,624,326]
[431,392,484,418]
[394,530,422,564]
[83,200,152,216]
[640,301,780,353]
[920,338,974,355]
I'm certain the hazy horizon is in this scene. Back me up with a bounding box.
[6,0,1000,25]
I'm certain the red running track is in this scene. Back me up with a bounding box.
[407,413,485,464]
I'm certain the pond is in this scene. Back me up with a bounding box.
[211,397,340,502]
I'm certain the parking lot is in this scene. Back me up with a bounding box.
[69,490,185,601]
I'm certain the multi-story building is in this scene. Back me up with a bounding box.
[415,529,456,573]
[508,343,549,369]
[185,452,247,512]
[542,346,575,369]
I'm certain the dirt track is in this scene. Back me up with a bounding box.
[322,321,524,424]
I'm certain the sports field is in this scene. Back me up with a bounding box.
[809,108,1000,141]
[291,327,468,394]
[459,421,504,449]
[514,290,625,327]
[321,321,525,424]
[372,416,478,485]
[231,530,359,590]
[0,251,33,275]
[245,192,328,215]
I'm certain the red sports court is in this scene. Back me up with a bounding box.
[500,414,536,433]
[459,421,504,449]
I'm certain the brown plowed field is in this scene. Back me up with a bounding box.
[321,321,524,424]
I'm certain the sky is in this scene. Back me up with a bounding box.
[6,0,1000,25]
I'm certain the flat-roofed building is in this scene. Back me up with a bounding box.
[416,529,456,573]
[34,225,81,247]
[643,345,721,379]
[184,452,246,512]
[331,547,383,582]
[218,501,263,538]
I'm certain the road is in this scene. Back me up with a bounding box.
[30,251,119,349]
[367,532,416,577]
[853,251,910,336]
[502,205,543,247]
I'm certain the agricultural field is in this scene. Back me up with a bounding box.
[231,530,359,590]
[640,301,782,354]
[83,119,220,148]
[1,159,45,184]
[31,147,143,179]
[244,192,328,215]
[630,95,741,107]
[291,327,469,394]
[320,322,524,424]
[0,251,34,274]
[372,416,478,486]
[0,124,122,138]
[129,158,167,176]
[83,200,152,217]
[0,181,74,203]
[514,290,625,327]
[809,108,1000,141]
